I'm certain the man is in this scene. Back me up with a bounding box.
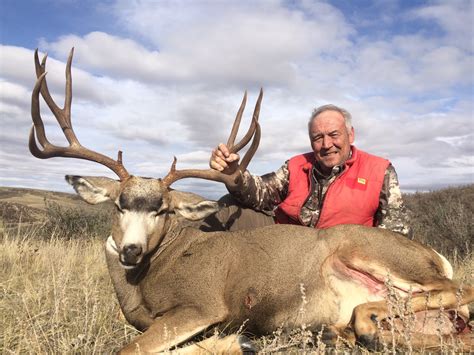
[207,104,411,236]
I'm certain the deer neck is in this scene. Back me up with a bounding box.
[147,216,190,264]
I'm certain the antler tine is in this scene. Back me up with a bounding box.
[230,88,263,154]
[34,50,64,130]
[162,157,234,188]
[64,48,74,128]
[30,72,50,150]
[239,121,261,172]
[226,91,247,148]
[30,49,130,181]
[34,48,78,146]
[162,89,263,188]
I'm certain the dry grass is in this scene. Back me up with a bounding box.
[1,185,473,353]
[404,184,474,257]
[0,226,139,354]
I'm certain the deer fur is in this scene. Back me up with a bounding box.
[67,175,473,353]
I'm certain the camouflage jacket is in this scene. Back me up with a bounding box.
[228,156,412,237]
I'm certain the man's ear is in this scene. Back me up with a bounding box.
[168,190,220,221]
[65,175,120,204]
[348,127,355,144]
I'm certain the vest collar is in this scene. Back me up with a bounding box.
[308,146,358,178]
[345,146,358,167]
[301,146,359,172]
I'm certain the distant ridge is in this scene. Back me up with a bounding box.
[1,184,472,255]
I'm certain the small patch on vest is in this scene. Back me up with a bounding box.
[345,178,368,190]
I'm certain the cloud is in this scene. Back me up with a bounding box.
[42,1,353,87]
[39,32,174,82]
[408,0,473,51]
[340,38,472,96]
[1,1,473,195]
[0,45,121,106]
[0,81,30,110]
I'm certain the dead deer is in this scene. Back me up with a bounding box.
[29,49,473,353]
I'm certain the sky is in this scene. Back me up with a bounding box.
[0,0,473,199]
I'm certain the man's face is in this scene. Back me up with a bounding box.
[309,110,354,173]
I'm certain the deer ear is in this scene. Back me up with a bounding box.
[173,200,220,221]
[168,190,220,220]
[65,175,120,204]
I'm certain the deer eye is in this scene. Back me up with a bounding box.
[151,206,167,217]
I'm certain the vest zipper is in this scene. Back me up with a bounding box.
[298,168,314,225]
[316,167,350,227]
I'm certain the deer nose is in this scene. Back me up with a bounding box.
[122,244,143,261]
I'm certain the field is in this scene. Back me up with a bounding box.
[0,185,473,353]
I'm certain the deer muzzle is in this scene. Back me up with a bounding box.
[120,244,144,268]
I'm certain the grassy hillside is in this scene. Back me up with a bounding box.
[0,186,112,224]
[2,184,471,255]
[0,186,114,239]
[0,184,472,353]
[404,184,473,257]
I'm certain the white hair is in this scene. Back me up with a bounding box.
[308,104,353,133]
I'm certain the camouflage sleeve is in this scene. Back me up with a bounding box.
[375,164,413,238]
[227,161,289,213]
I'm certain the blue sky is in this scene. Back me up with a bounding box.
[2,0,114,47]
[0,0,473,198]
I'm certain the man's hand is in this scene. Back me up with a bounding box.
[209,143,240,174]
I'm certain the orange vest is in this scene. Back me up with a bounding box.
[274,147,389,228]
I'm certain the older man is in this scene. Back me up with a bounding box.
[207,104,411,236]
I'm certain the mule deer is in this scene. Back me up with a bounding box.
[29,49,473,353]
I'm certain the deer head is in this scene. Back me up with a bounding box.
[29,49,262,268]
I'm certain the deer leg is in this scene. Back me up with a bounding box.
[352,282,474,349]
[176,333,256,354]
[118,306,228,354]
[378,329,473,352]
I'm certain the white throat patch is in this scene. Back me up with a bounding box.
[106,235,119,255]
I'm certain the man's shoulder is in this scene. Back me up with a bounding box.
[351,148,391,179]
[288,152,314,163]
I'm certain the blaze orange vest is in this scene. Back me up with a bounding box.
[274,147,389,229]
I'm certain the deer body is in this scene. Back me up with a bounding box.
[95,175,465,349]
[110,223,453,332]
[68,175,472,353]
[29,49,473,353]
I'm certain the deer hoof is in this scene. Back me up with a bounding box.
[238,334,257,354]
[356,334,382,351]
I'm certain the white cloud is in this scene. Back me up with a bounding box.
[41,0,353,87]
[1,1,473,195]
[0,81,30,109]
[408,0,473,51]
[343,38,472,96]
[0,45,121,106]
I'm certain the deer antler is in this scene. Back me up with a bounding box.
[162,89,262,188]
[29,48,130,181]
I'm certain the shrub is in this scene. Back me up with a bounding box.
[404,185,473,257]
[40,199,113,239]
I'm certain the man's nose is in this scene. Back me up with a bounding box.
[322,135,332,149]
